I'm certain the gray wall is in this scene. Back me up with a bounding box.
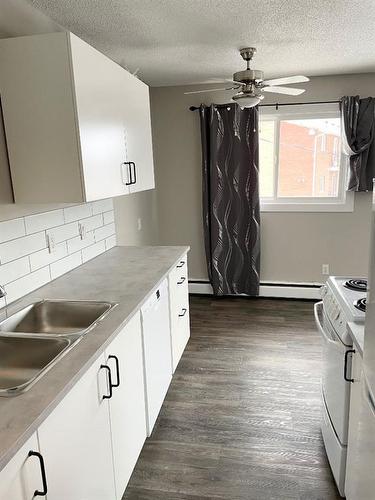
[151,74,375,282]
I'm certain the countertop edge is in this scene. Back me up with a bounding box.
[347,321,364,358]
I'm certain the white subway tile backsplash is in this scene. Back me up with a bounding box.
[50,252,82,280]
[29,242,68,271]
[25,210,64,234]
[82,241,106,263]
[103,210,114,225]
[92,199,114,215]
[67,233,95,254]
[0,232,46,264]
[4,267,51,304]
[95,223,115,242]
[105,234,117,250]
[64,204,93,223]
[0,218,25,243]
[79,214,103,232]
[46,221,79,244]
[0,200,117,308]
[0,257,30,285]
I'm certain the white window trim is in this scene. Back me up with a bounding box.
[259,103,353,213]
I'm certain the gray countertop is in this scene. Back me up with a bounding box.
[0,245,189,472]
[347,321,364,358]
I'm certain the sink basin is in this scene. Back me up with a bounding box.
[0,300,116,337]
[0,336,71,396]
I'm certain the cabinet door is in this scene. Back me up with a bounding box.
[37,353,116,500]
[0,433,44,500]
[69,34,129,201]
[122,71,155,193]
[345,354,375,499]
[169,257,190,372]
[105,312,147,499]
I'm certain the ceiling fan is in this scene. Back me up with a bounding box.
[184,47,309,108]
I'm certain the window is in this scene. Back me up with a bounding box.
[259,103,353,212]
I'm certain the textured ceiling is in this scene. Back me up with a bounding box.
[29,0,375,86]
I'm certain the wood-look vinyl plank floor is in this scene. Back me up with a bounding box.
[123,296,341,500]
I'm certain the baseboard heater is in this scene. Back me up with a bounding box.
[188,280,322,300]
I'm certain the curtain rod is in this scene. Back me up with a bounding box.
[189,100,341,111]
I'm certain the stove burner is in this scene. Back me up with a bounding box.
[354,298,367,312]
[345,279,368,292]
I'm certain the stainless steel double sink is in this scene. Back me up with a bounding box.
[0,300,116,397]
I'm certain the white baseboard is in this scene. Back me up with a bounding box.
[188,281,321,299]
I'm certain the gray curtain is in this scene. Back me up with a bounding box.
[199,103,260,296]
[341,96,375,191]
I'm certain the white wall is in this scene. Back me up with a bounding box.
[150,73,374,283]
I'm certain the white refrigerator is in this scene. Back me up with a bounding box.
[345,192,375,499]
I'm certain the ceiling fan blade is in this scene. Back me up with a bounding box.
[262,75,309,86]
[225,78,243,85]
[262,86,306,96]
[184,87,237,95]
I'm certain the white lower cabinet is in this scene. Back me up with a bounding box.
[105,312,147,499]
[37,353,116,500]
[0,433,45,500]
[169,255,190,372]
[0,258,190,500]
[141,279,173,435]
[345,352,375,500]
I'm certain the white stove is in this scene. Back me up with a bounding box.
[324,276,366,322]
[315,276,367,497]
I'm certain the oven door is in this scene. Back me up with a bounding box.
[314,301,352,445]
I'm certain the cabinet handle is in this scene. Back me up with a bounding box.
[108,355,120,388]
[176,261,185,268]
[121,162,133,186]
[100,364,113,399]
[131,162,137,184]
[179,308,187,317]
[28,451,48,497]
[177,277,186,285]
[344,349,355,383]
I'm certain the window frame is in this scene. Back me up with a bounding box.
[258,103,353,213]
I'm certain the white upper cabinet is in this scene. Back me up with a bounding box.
[0,32,154,203]
[122,70,155,193]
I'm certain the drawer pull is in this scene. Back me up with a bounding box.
[176,261,185,268]
[28,451,48,497]
[177,277,186,285]
[100,364,113,399]
[179,308,187,317]
[108,355,120,388]
[344,349,355,383]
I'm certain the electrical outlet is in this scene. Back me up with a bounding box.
[322,264,330,275]
[137,218,142,231]
[46,233,56,254]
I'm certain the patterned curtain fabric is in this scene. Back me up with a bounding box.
[341,96,375,191]
[199,103,260,296]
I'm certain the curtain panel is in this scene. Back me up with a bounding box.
[199,103,260,296]
[341,96,375,191]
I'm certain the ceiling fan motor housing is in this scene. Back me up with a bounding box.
[233,69,264,83]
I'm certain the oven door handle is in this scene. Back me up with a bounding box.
[314,302,339,346]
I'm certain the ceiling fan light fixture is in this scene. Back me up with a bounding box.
[232,93,263,108]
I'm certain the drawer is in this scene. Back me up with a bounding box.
[321,392,347,497]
